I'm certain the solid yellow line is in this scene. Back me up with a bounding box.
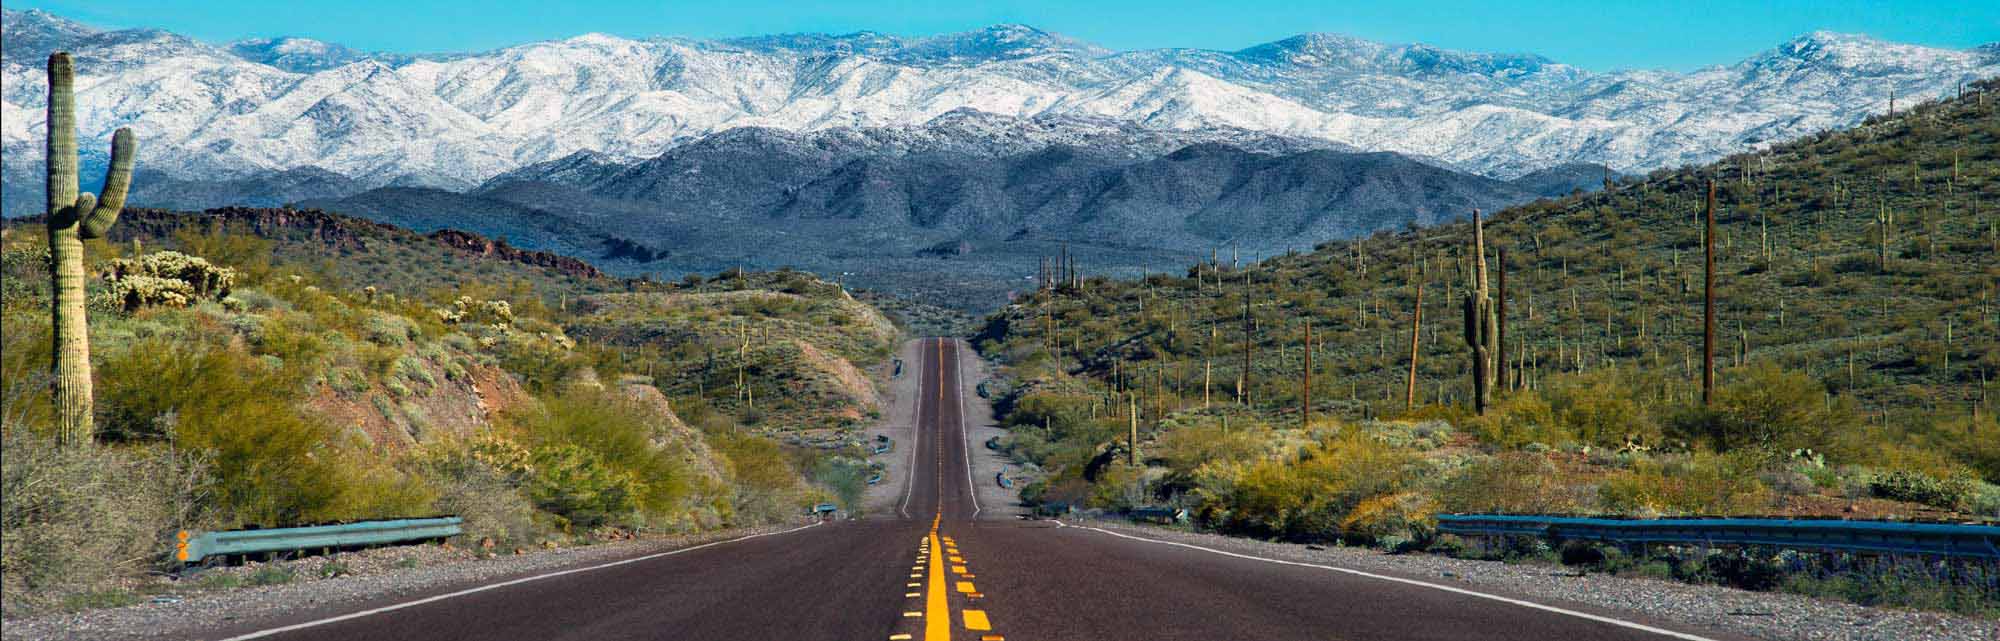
[962,609,991,631]
[925,530,950,641]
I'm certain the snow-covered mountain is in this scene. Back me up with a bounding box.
[3,7,1996,208]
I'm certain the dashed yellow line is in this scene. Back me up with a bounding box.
[955,581,975,593]
[962,610,991,631]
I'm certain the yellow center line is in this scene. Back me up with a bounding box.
[925,529,949,641]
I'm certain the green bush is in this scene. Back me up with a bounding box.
[1667,363,1847,452]
[1442,453,1578,514]
[510,390,692,529]
[1867,470,1975,511]
[525,444,639,529]
[95,335,430,526]
[1598,452,1773,516]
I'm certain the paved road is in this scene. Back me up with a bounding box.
[206,338,1745,641]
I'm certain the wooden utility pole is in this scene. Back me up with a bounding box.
[1127,394,1139,466]
[1703,180,1717,406]
[1301,317,1313,428]
[1240,268,1253,406]
[1497,247,1508,390]
[1407,281,1423,411]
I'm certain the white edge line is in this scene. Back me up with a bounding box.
[1050,520,1724,641]
[951,339,981,520]
[897,340,922,519]
[215,521,823,641]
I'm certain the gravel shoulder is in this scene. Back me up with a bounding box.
[1061,518,2000,641]
[0,525,798,641]
[954,337,1028,520]
[860,338,924,518]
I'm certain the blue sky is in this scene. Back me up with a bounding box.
[15,0,2000,71]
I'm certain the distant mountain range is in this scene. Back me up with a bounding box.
[3,7,1992,307]
[280,113,1582,307]
[3,7,1994,202]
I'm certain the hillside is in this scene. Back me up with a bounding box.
[972,79,2000,542]
[288,118,1550,311]
[0,208,903,615]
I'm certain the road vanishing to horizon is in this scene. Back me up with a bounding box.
[190,338,1744,641]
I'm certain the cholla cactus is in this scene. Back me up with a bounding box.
[438,296,516,326]
[480,299,515,325]
[100,252,237,312]
[101,275,194,311]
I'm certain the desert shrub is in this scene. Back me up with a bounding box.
[246,563,296,586]
[1339,491,1436,548]
[811,456,871,513]
[1462,390,1565,449]
[709,430,810,524]
[407,437,543,548]
[1548,370,1658,447]
[1154,421,1268,479]
[364,313,417,346]
[510,390,692,529]
[1598,452,1772,516]
[524,444,641,529]
[0,430,207,616]
[95,336,427,526]
[1442,453,1579,513]
[1195,434,1412,541]
[1667,363,1845,452]
[1866,470,1976,510]
[172,225,273,284]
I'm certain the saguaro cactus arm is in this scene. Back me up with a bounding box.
[80,128,137,240]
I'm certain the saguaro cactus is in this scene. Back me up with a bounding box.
[45,52,137,447]
[1463,209,1498,415]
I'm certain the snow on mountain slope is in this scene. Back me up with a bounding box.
[3,8,1995,208]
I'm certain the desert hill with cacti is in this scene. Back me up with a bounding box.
[973,77,2000,532]
[0,201,910,616]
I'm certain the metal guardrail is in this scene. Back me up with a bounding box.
[176,517,463,564]
[1436,514,2000,559]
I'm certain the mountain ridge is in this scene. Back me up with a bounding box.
[4,7,1994,210]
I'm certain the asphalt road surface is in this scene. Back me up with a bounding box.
[203,338,1746,641]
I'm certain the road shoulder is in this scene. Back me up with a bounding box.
[860,338,925,518]
[0,525,807,641]
[954,338,1027,520]
[1055,518,1998,641]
